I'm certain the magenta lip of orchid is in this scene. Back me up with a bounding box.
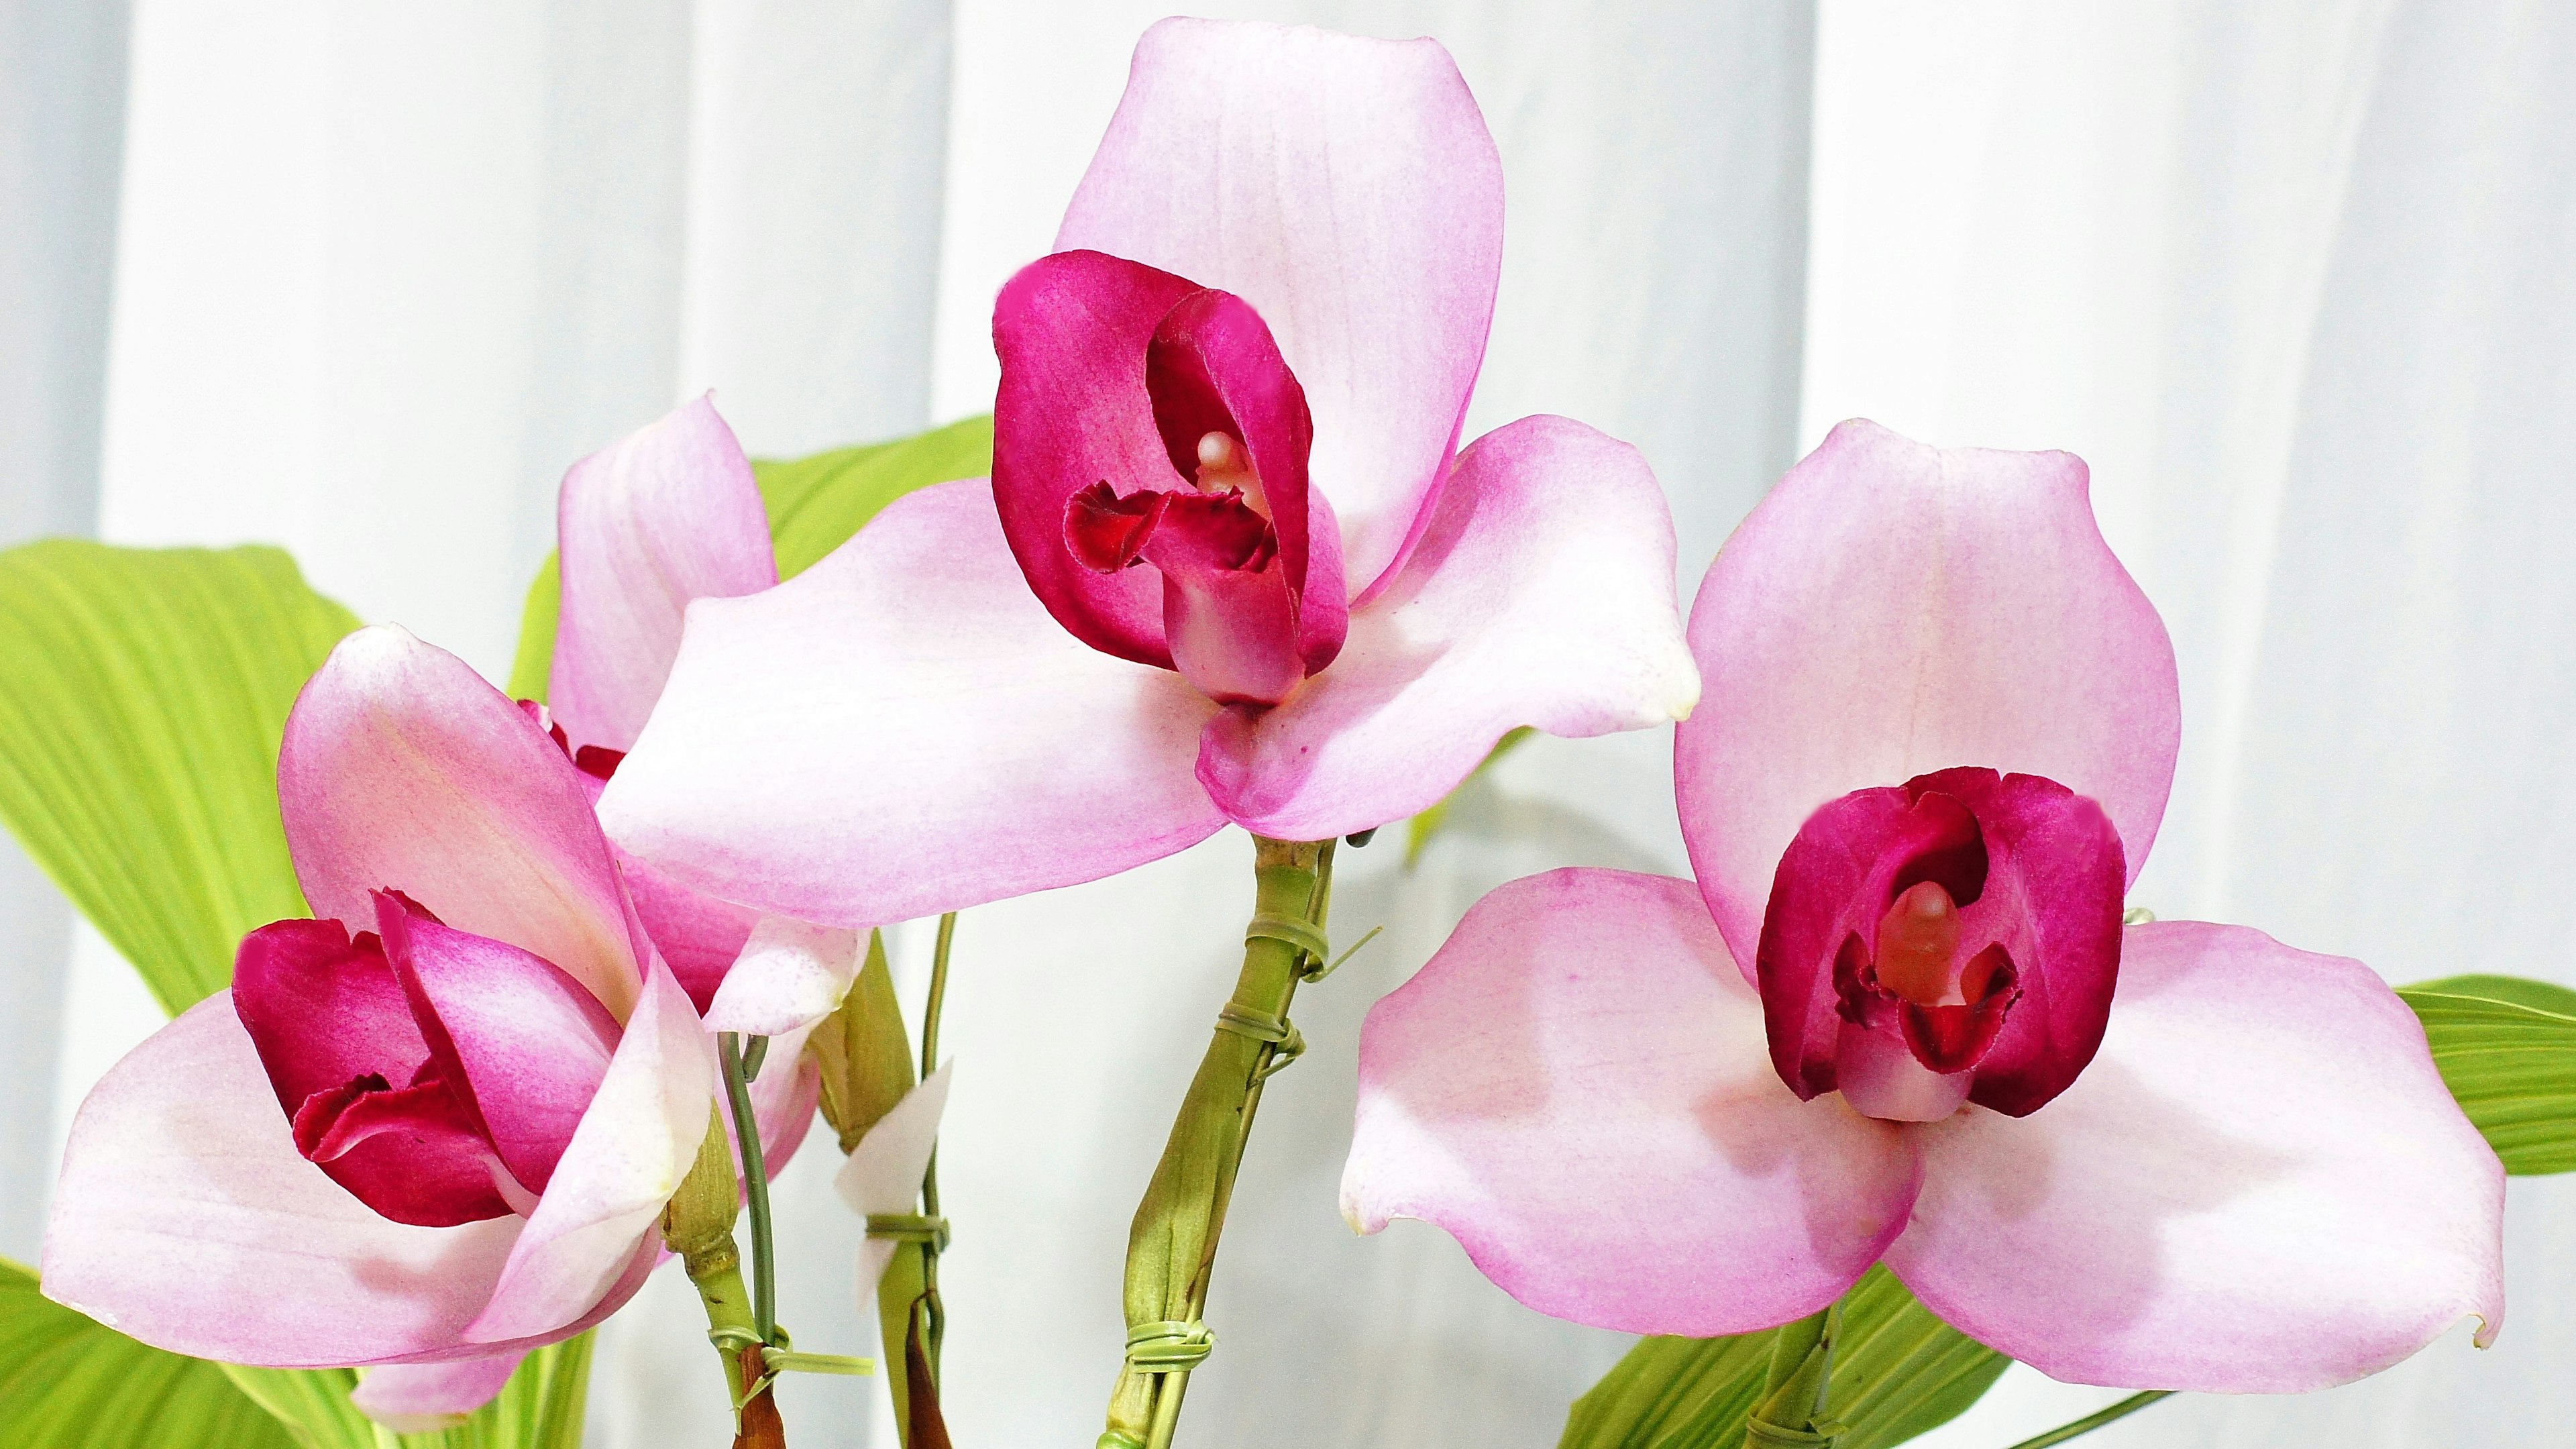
[40,396,866,1425]
[592,17,1701,931]
[1342,419,2508,1395]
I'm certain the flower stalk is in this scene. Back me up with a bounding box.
[2000,1390,2174,1448]
[1101,835,1336,1449]
[662,1106,785,1448]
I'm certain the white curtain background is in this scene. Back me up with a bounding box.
[3,3,2570,1447]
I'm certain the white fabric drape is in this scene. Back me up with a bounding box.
[7,2,2574,1448]
[1818,3,2576,1444]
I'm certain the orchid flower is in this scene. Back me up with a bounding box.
[594,18,1698,925]
[1342,421,2506,1392]
[43,627,718,1425]
[42,400,867,1428]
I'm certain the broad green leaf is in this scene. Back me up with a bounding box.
[759,415,994,580]
[2402,977,2576,1174]
[0,541,358,1012]
[507,415,995,704]
[219,1365,373,1449]
[1405,725,1535,866]
[226,1338,594,1449]
[2410,973,2576,1019]
[1560,1267,2008,1449]
[1,1256,299,1449]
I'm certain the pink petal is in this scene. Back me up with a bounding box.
[1677,420,2180,972]
[466,961,714,1344]
[1886,921,2506,1392]
[1144,288,1345,672]
[748,1018,824,1177]
[835,1063,953,1297]
[551,394,777,754]
[1058,17,1504,596]
[1342,869,1919,1336]
[615,844,759,1014]
[1756,769,2124,1118]
[233,920,515,1225]
[704,917,862,1038]
[378,893,621,1199]
[600,480,1226,926]
[281,626,649,1019]
[41,996,524,1366]
[990,249,1197,666]
[352,1351,527,1430]
[1200,416,1697,840]
[997,261,1348,692]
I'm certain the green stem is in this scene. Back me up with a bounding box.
[1100,837,1335,1449]
[719,1031,777,1343]
[918,911,958,1375]
[2001,1391,2174,1449]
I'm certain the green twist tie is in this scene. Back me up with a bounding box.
[1744,1418,1845,1448]
[1097,1435,1148,1449]
[1214,1003,1307,1080]
[1213,1002,1293,1043]
[764,1349,874,1377]
[865,1212,953,1251]
[1244,912,1330,969]
[1124,1319,1215,1373]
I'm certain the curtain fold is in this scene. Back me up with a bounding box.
[1809,3,2576,1444]
[0,0,126,1266]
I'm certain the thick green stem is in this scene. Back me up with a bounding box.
[1099,837,1334,1449]
[1744,1295,1845,1448]
[2000,1391,2174,1448]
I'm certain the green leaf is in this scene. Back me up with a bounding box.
[2402,976,2576,1175]
[1559,1267,2008,1449]
[758,415,994,580]
[225,1339,594,1449]
[1405,725,1535,867]
[506,415,995,705]
[0,541,358,1013]
[2409,973,2576,1019]
[1,1256,300,1449]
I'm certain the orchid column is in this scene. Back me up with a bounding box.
[601,18,1697,1448]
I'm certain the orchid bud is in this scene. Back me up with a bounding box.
[808,928,916,1155]
[660,1105,741,1276]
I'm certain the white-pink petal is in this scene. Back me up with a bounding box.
[551,394,777,754]
[704,916,863,1038]
[1677,420,2180,975]
[600,480,1225,926]
[1886,921,2506,1392]
[41,996,523,1366]
[1059,17,1505,596]
[467,962,714,1344]
[280,625,649,1018]
[1200,417,1698,841]
[1343,869,1919,1336]
[352,1351,527,1430]
[835,1063,954,1299]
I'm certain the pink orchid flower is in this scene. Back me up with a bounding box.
[43,627,718,1419]
[594,19,1698,925]
[1342,421,2506,1393]
[44,400,850,1427]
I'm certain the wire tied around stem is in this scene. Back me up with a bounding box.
[865,1213,953,1251]
[1243,912,1330,971]
[1122,1319,1216,1373]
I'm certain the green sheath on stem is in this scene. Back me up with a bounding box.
[1100,837,1333,1449]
